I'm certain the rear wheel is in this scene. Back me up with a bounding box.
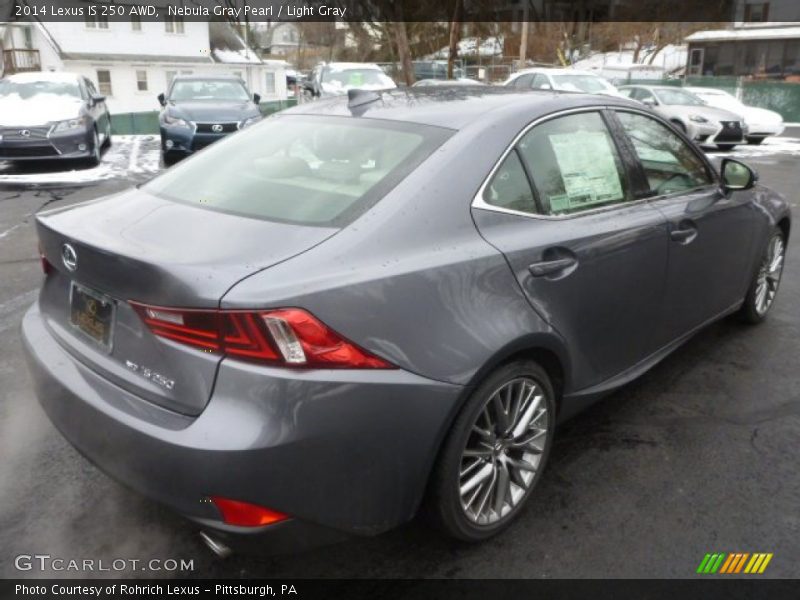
[740,229,786,324]
[427,360,556,541]
[747,136,765,145]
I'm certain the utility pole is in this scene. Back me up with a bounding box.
[518,3,529,70]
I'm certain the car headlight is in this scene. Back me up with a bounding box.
[163,114,191,128]
[689,114,709,123]
[52,117,89,132]
[240,115,262,129]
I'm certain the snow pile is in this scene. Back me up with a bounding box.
[572,44,688,78]
[427,36,504,59]
[212,47,262,64]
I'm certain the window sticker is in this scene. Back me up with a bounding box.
[548,131,624,212]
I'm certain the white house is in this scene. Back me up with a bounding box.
[1,16,287,115]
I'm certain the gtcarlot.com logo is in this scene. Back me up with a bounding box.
[697,552,773,574]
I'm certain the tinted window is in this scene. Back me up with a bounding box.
[483,151,537,214]
[653,88,704,106]
[551,74,610,93]
[145,115,451,226]
[512,73,534,88]
[616,111,713,195]
[516,112,630,216]
[170,80,249,102]
[530,74,551,89]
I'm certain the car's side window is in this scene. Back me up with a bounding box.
[483,151,538,214]
[513,73,534,89]
[515,111,631,216]
[618,88,634,98]
[616,111,713,195]
[530,74,550,89]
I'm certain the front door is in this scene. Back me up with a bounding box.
[473,110,669,390]
[612,109,756,347]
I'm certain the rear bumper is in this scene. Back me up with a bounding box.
[22,301,462,550]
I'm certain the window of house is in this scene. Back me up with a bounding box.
[131,15,142,31]
[136,70,148,92]
[265,72,276,94]
[97,70,113,96]
[744,2,770,22]
[165,16,185,34]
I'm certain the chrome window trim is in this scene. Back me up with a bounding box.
[472,106,643,221]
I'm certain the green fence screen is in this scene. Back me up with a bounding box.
[110,99,299,135]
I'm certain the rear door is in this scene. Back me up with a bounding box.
[472,109,669,389]
[611,108,756,347]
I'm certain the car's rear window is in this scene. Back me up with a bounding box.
[145,115,451,226]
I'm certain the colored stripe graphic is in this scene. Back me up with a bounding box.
[704,552,774,574]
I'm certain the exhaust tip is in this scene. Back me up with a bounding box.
[199,531,233,559]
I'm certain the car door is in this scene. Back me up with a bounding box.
[611,109,756,347]
[472,109,669,389]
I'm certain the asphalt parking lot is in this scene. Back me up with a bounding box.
[0,134,798,579]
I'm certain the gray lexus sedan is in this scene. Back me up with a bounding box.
[23,88,790,553]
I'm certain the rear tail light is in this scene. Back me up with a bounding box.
[130,302,394,369]
[210,497,289,527]
[38,242,53,275]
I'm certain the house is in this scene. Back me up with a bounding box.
[253,22,301,57]
[1,13,287,115]
[685,0,800,79]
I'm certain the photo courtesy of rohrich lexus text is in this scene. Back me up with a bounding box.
[0,0,798,598]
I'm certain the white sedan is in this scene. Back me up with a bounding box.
[504,68,626,98]
[685,87,785,145]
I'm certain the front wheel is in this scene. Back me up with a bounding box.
[427,360,556,541]
[86,128,101,167]
[740,229,786,323]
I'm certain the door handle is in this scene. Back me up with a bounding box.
[529,257,578,277]
[669,226,697,243]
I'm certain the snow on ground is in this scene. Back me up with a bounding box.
[572,44,687,79]
[0,135,161,186]
[706,135,800,158]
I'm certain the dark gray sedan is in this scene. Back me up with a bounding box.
[23,88,790,553]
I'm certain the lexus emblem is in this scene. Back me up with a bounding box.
[19,129,31,137]
[61,243,78,272]
[211,124,223,133]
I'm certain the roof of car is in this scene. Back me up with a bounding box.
[513,68,599,76]
[281,87,638,130]
[619,84,690,92]
[321,62,383,70]
[171,75,243,81]
[4,71,81,83]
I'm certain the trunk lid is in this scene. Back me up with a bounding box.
[36,188,337,415]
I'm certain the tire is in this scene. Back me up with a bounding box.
[86,128,101,167]
[716,144,736,151]
[747,137,765,145]
[739,228,786,324]
[427,360,556,542]
[103,120,112,148]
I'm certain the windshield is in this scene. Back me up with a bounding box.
[321,67,395,90]
[654,88,704,106]
[695,91,743,111]
[551,74,610,93]
[0,79,81,100]
[144,115,451,226]
[169,80,250,102]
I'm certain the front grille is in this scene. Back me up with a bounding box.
[195,122,238,134]
[716,121,743,142]
[0,126,51,141]
[0,145,59,157]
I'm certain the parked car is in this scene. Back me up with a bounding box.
[24,88,790,554]
[504,67,626,98]
[158,75,262,164]
[684,86,785,145]
[0,71,111,166]
[303,62,397,98]
[412,60,466,81]
[618,85,747,150]
[412,78,485,87]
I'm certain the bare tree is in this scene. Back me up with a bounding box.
[447,0,464,79]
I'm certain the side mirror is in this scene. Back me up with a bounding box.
[90,94,105,106]
[157,93,166,107]
[253,93,261,105]
[721,158,757,192]
[642,97,657,107]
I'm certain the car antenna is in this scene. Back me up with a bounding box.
[347,89,381,110]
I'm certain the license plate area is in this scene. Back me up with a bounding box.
[69,282,115,351]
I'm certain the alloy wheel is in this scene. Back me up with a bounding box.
[754,234,785,316]
[458,377,549,525]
